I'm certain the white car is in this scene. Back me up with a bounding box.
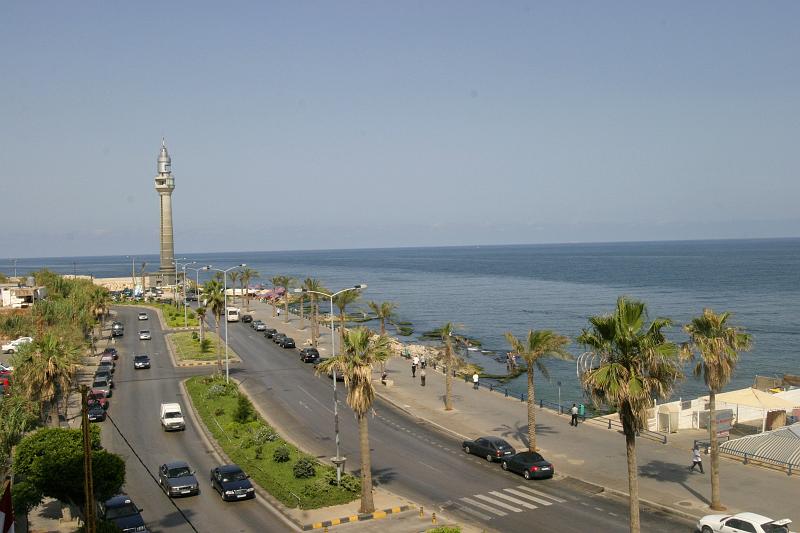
[2,336,33,354]
[0,363,13,372]
[138,330,152,340]
[697,512,793,533]
[138,312,149,320]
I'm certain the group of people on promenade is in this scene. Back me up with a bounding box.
[411,354,427,386]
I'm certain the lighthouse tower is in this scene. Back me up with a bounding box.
[155,139,176,283]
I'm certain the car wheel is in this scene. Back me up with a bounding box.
[501,461,508,471]
[701,528,713,533]
[523,470,531,480]
[463,446,470,455]
[486,454,494,462]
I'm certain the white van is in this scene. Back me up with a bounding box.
[160,402,186,431]
[226,307,240,322]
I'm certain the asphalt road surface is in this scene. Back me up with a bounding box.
[97,307,291,533]
[218,315,695,533]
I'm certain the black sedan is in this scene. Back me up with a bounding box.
[279,337,295,348]
[462,436,516,462]
[501,451,554,480]
[102,347,119,360]
[87,403,107,422]
[210,464,255,501]
[241,315,253,323]
[263,328,278,338]
[272,333,286,344]
[159,461,199,497]
[299,348,319,363]
[133,354,151,369]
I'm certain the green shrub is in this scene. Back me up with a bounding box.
[427,528,461,533]
[273,446,291,463]
[251,426,278,444]
[206,382,234,399]
[233,394,256,423]
[293,457,317,479]
[301,479,331,497]
[213,407,225,417]
[322,470,361,492]
[254,445,263,460]
[199,338,212,353]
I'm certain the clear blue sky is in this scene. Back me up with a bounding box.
[1,1,798,257]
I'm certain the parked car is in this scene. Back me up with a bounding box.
[87,403,107,422]
[696,512,793,533]
[102,347,119,360]
[111,322,124,337]
[279,337,295,348]
[100,354,116,369]
[263,328,277,339]
[134,354,151,369]
[299,348,319,363]
[0,363,13,372]
[254,322,267,332]
[2,336,33,354]
[97,494,149,533]
[462,436,516,462]
[92,376,113,397]
[158,461,199,497]
[88,389,109,410]
[210,464,255,501]
[272,333,286,344]
[98,359,115,374]
[241,315,253,324]
[138,312,148,320]
[501,451,554,480]
[138,330,151,341]
[94,370,114,387]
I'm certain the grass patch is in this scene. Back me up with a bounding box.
[169,331,226,361]
[185,375,360,509]
[117,301,199,328]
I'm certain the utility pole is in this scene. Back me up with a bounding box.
[80,386,96,533]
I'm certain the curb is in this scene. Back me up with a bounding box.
[175,359,240,367]
[301,505,412,530]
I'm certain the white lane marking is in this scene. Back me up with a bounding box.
[473,494,523,512]
[488,491,538,510]
[296,386,333,414]
[459,497,508,517]
[503,488,552,506]
[418,460,443,474]
[457,504,493,521]
[515,485,567,503]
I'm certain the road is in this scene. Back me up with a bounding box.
[98,306,290,533]
[219,315,695,533]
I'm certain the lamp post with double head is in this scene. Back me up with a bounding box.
[294,283,367,484]
[207,264,246,383]
[176,261,196,326]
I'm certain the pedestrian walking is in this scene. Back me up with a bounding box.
[420,369,426,386]
[412,355,419,378]
[570,404,579,426]
[472,372,480,390]
[420,354,426,369]
[689,445,704,473]
[276,308,281,317]
[381,370,388,386]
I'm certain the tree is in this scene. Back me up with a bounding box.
[240,267,259,312]
[228,271,239,306]
[367,301,397,336]
[0,395,40,479]
[504,329,572,452]
[303,278,328,348]
[11,332,81,424]
[203,280,225,373]
[271,276,293,318]
[13,426,125,518]
[577,297,682,533]
[437,323,461,411]
[196,306,207,344]
[315,328,390,514]
[682,308,752,511]
[333,290,361,348]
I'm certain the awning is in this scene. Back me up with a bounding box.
[712,387,799,411]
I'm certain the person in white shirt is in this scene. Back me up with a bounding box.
[472,372,479,390]
[411,355,419,377]
[570,404,579,426]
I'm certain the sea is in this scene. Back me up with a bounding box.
[5,238,800,404]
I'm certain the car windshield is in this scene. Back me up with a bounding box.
[168,466,191,478]
[92,380,107,387]
[104,502,139,520]
[222,470,246,482]
[763,523,790,533]
[140,331,149,334]
[134,356,148,361]
[165,412,181,419]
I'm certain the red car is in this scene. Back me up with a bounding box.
[89,389,110,409]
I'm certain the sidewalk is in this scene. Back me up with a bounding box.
[244,300,799,526]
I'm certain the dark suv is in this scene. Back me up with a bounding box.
[98,494,149,532]
[241,315,253,323]
[111,322,124,337]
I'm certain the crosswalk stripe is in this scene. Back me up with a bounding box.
[457,504,493,521]
[488,491,538,510]
[460,497,508,517]
[515,485,567,503]
[473,494,523,512]
[503,488,553,506]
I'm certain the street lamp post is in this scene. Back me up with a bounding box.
[294,283,367,484]
[207,264,246,383]
[186,265,207,326]
[176,261,196,327]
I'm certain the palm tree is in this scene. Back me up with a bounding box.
[367,301,397,335]
[11,332,81,425]
[577,296,682,533]
[682,309,752,511]
[504,329,572,452]
[196,306,207,344]
[240,267,259,312]
[315,328,390,514]
[203,280,225,373]
[303,278,328,348]
[228,271,239,305]
[438,323,461,411]
[270,276,289,317]
[333,290,361,347]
